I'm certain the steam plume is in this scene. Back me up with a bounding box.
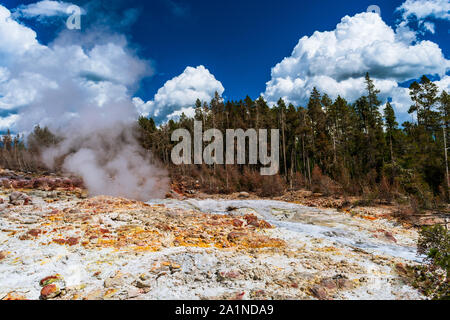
[0,4,169,200]
[42,124,169,201]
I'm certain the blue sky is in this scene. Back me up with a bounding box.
[0,0,449,129]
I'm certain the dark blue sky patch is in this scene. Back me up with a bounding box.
[0,0,448,129]
[6,0,448,102]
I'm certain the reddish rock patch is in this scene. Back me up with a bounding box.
[40,284,60,300]
[0,251,7,260]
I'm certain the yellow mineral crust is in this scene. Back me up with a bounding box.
[14,196,285,253]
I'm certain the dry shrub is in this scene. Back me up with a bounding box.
[215,165,240,194]
[198,165,233,194]
[239,167,262,192]
[393,204,416,223]
[0,149,42,173]
[336,165,352,193]
[366,168,378,186]
[438,184,449,204]
[225,166,241,193]
[257,174,286,197]
[203,174,223,194]
[311,165,339,195]
[292,172,306,190]
[172,164,288,196]
[409,196,422,214]
[377,176,393,203]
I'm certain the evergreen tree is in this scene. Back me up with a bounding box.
[384,101,398,163]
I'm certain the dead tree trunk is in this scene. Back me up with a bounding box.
[443,125,449,200]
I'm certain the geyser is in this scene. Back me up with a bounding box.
[42,124,169,201]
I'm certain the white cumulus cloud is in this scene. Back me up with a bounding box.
[0,5,41,56]
[0,114,20,131]
[396,0,450,21]
[0,4,170,200]
[396,0,450,36]
[262,12,450,123]
[0,4,149,132]
[133,65,224,122]
[434,75,450,93]
[13,0,82,20]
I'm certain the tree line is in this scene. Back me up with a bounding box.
[137,73,449,208]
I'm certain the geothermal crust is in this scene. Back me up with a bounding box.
[0,172,424,300]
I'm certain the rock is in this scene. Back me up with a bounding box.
[66,237,80,246]
[2,292,28,300]
[217,270,243,281]
[40,284,61,300]
[116,214,132,222]
[83,289,103,300]
[250,290,266,299]
[28,229,42,237]
[46,191,59,199]
[19,228,43,240]
[331,275,353,290]
[39,274,66,289]
[126,288,141,299]
[103,289,119,299]
[9,191,31,205]
[384,232,397,243]
[238,192,250,198]
[134,280,152,289]
[104,278,122,288]
[231,219,243,227]
[310,285,328,300]
[53,238,66,245]
[0,251,6,260]
[139,274,150,281]
[61,178,73,187]
[150,264,170,275]
[227,232,247,242]
[244,214,272,228]
[312,193,323,197]
[167,190,184,200]
[1,179,11,188]
[395,263,408,275]
[320,278,337,290]
[39,276,57,286]
[336,278,353,289]
[104,276,124,288]
[169,263,181,273]
[231,292,246,300]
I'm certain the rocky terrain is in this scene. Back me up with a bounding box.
[0,169,427,300]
